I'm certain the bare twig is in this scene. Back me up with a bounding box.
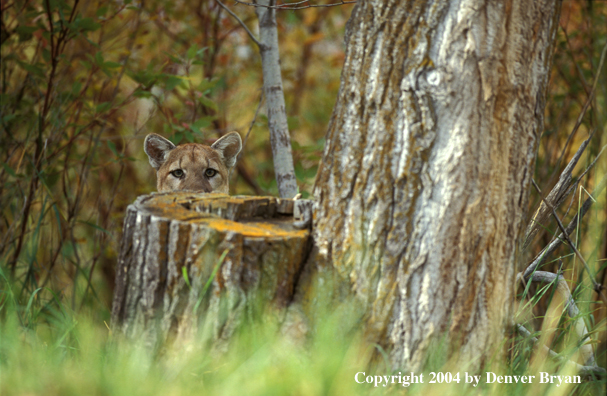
[152,18,189,47]
[524,172,607,279]
[292,6,330,114]
[215,0,261,48]
[560,26,590,96]
[549,40,607,183]
[530,180,607,305]
[237,163,264,195]
[519,271,596,368]
[516,324,605,376]
[577,143,607,182]
[524,134,593,248]
[74,6,144,306]
[229,90,263,182]
[233,0,356,10]
[238,90,264,166]
[8,0,78,276]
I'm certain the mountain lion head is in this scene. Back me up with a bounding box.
[144,132,242,194]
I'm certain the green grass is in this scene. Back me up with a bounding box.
[1,280,605,396]
[0,1,605,395]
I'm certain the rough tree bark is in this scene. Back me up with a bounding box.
[256,0,299,199]
[111,193,310,349]
[311,0,561,371]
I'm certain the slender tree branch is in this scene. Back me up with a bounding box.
[577,143,607,182]
[530,179,607,305]
[9,0,71,276]
[560,26,590,96]
[518,271,596,368]
[215,0,261,48]
[516,324,605,376]
[234,0,356,10]
[230,90,264,187]
[551,40,607,178]
[237,89,264,166]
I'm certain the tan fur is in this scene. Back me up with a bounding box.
[144,132,242,194]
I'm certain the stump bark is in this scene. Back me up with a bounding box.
[111,192,311,349]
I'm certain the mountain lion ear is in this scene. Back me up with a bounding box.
[144,133,176,170]
[211,132,242,169]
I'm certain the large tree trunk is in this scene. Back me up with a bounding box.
[311,0,561,371]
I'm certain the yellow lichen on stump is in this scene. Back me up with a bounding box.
[111,192,310,349]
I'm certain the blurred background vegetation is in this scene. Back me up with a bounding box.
[0,0,605,394]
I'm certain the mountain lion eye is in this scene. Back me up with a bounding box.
[170,169,184,178]
[205,169,217,177]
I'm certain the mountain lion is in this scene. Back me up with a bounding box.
[144,132,242,194]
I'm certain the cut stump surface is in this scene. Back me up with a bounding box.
[111,192,310,348]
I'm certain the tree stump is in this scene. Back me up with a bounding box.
[111,192,311,349]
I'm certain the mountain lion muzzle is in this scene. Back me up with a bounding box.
[144,132,242,194]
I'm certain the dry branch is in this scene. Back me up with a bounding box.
[527,177,607,307]
[524,173,607,280]
[524,40,607,249]
[524,271,595,366]
[111,193,310,349]
[516,324,605,376]
[234,0,356,10]
[523,135,592,249]
[255,0,298,198]
[216,0,261,48]
[530,179,603,295]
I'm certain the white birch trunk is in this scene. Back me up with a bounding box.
[311,0,561,371]
[256,0,299,199]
